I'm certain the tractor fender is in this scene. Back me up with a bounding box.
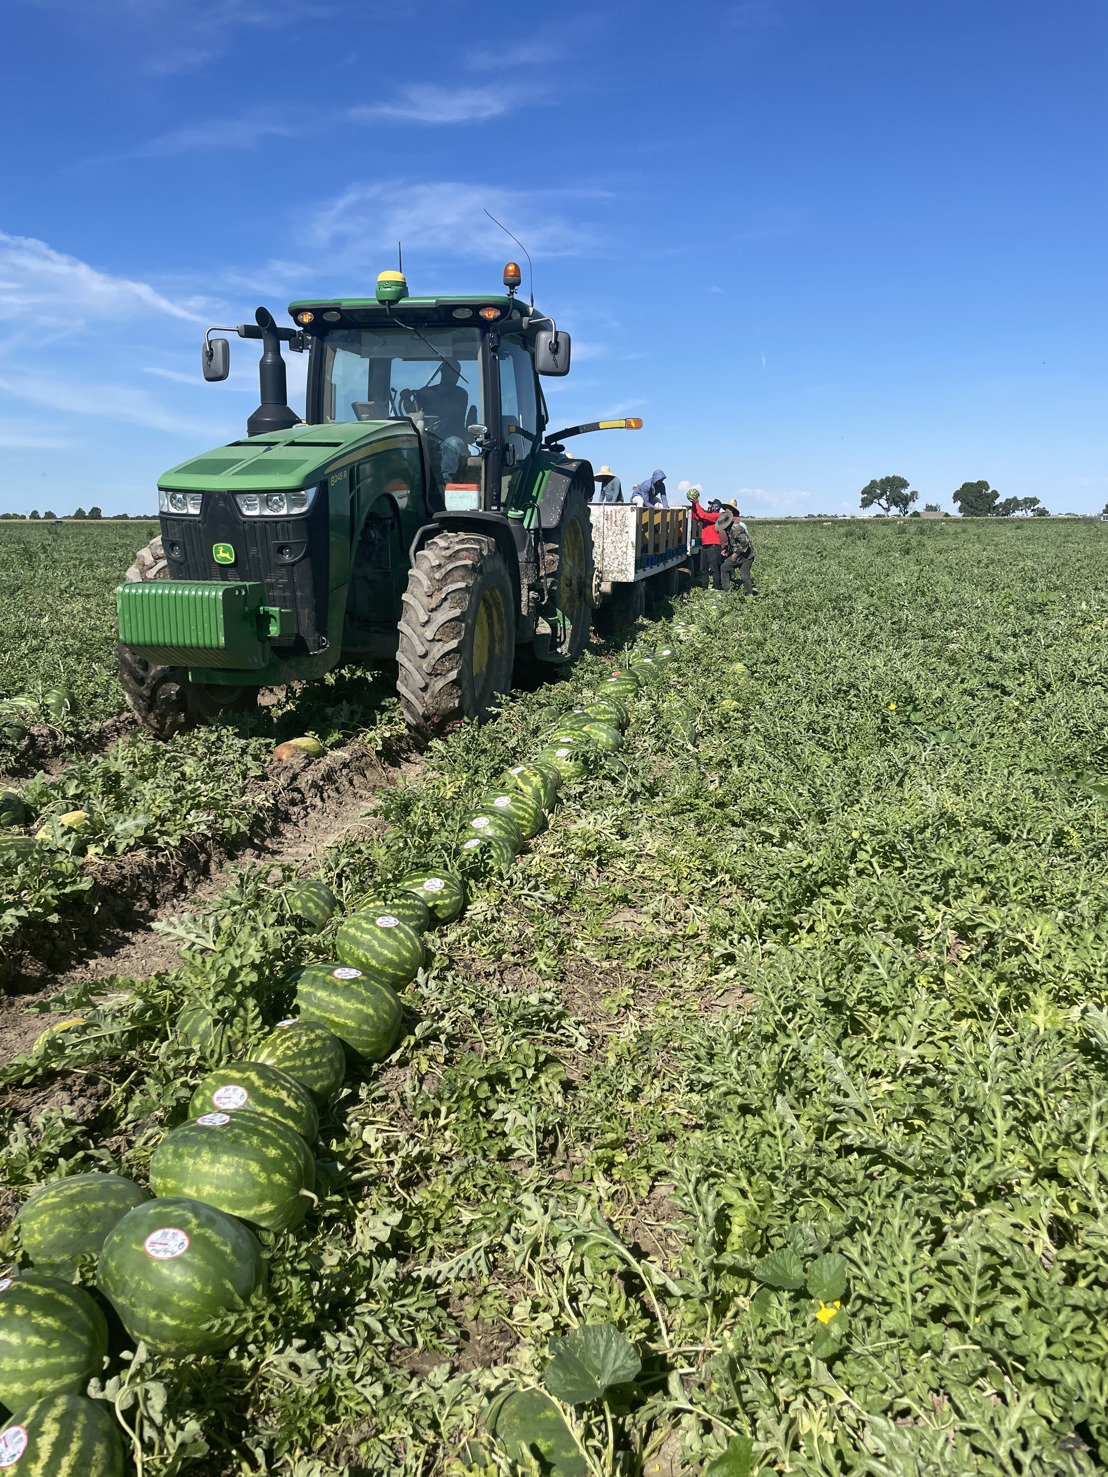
[538,459,592,531]
[409,512,522,619]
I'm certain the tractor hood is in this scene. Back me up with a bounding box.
[159,421,415,493]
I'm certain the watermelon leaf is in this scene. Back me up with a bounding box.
[704,1435,755,1477]
[806,1252,848,1302]
[543,1323,641,1405]
[752,1248,805,1290]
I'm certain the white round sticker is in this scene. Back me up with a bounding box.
[375,914,399,928]
[144,1228,190,1261]
[422,878,445,892]
[0,1280,11,1295]
[0,1425,28,1468]
[462,839,481,850]
[332,967,362,980]
[196,1112,230,1126]
[277,1018,298,1028]
[212,1084,248,1110]
[509,766,524,774]
[493,796,512,808]
[555,747,571,758]
[471,816,491,829]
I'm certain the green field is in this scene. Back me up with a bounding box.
[1,518,1107,1475]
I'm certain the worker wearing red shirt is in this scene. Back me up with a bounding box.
[690,492,726,589]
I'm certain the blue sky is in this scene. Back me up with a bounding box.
[1,0,1105,517]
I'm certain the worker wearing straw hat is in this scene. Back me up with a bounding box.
[592,466,623,504]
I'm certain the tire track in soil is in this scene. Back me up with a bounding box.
[0,738,420,1062]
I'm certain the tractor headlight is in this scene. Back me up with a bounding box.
[234,489,316,517]
[159,491,203,515]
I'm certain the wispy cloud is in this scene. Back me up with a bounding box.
[351,85,519,125]
[0,232,208,326]
[0,419,69,449]
[14,0,324,73]
[124,112,310,159]
[306,181,594,263]
[0,371,223,436]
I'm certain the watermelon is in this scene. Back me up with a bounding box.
[601,676,639,702]
[0,1275,108,1412]
[0,791,26,829]
[15,1174,150,1273]
[0,1394,123,1477]
[538,744,588,784]
[464,810,524,853]
[249,1020,346,1103]
[395,869,466,925]
[583,698,629,730]
[628,653,660,681]
[176,1001,238,1057]
[477,790,546,840]
[486,1389,586,1476]
[458,835,517,874]
[149,1112,315,1233]
[579,720,623,753]
[98,1197,263,1357]
[188,1062,319,1144]
[351,889,430,934]
[655,643,676,663]
[285,880,337,930]
[499,763,558,812]
[296,964,402,1061]
[335,911,423,987]
[545,709,590,733]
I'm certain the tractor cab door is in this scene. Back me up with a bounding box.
[496,336,540,510]
[341,445,423,659]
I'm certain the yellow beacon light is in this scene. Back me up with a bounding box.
[375,270,408,304]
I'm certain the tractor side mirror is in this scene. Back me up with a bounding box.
[535,331,571,377]
[202,336,230,382]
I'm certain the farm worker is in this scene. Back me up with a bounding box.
[629,480,650,506]
[415,359,470,477]
[690,492,726,589]
[593,466,623,503]
[717,508,756,595]
[649,470,669,508]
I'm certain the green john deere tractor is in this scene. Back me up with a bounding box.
[116,264,642,736]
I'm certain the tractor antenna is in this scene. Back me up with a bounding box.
[483,209,534,309]
[398,241,403,274]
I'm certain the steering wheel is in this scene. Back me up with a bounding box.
[398,388,419,417]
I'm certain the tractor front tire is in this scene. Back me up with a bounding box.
[116,536,256,739]
[396,532,516,732]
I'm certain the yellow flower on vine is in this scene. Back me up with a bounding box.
[816,1300,841,1324]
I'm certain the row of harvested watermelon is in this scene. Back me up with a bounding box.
[0,653,663,1472]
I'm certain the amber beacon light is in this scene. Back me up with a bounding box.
[503,261,522,291]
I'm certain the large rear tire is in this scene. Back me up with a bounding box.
[396,532,516,731]
[116,536,256,739]
[533,480,595,665]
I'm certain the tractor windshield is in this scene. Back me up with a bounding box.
[320,327,484,434]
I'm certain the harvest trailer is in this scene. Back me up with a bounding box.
[116,265,682,737]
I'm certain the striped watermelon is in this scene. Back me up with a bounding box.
[150,1112,315,1233]
[538,744,587,784]
[458,835,516,874]
[478,790,546,839]
[335,911,423,986]
[628,652,660,680]
[295,964,402,1061]
[546,709,590,733]
[285,880,337,930]
[0,1394,123,1477]
[351,889,430,934]
[98,1197,263,1357]
[0,1275,108,1412]
[249,1020,345,1103]
[655,643,676,663]
[0,791,26,829]
[499,763,558,811]
[602,674,639,701]
[584,697,629,730]
[395,869,466,924]
[15,1174,150,1273]
[465,810,524,853]
[176,1001,238,1057]
[579,720,623,753]
[188,1062,319,1144]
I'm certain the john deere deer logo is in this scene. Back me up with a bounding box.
[212,543,235,565]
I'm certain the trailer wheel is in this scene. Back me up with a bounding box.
[116,537,256,739]
[595,579,645,636]
[396,532,516,731]
[534,480,595,664]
